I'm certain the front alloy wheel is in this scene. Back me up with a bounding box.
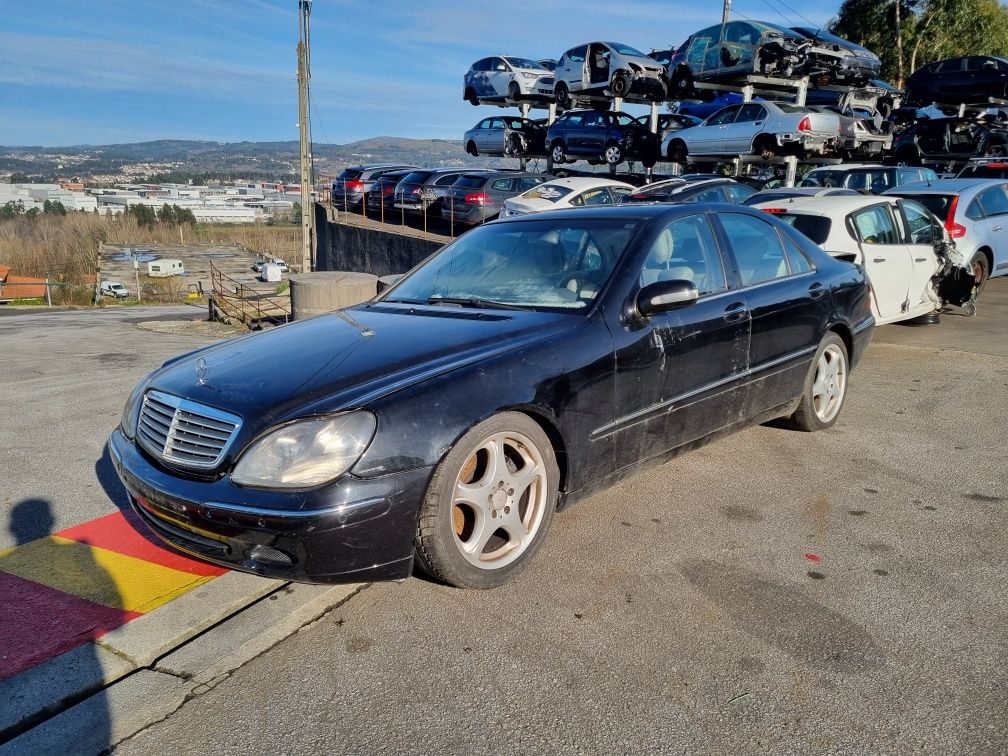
[604,142,623,165]
[551,142,567,164]
[415,412,559,589]
[790,332,848,432]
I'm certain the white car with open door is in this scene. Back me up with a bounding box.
[752,195,976,324]
[553,42,666,108]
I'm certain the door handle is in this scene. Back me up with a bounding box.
[993,225,1003,232]
[872,257,885,263]
[808,282,826,299]
[723,302,748,322]
[914,257,928,262]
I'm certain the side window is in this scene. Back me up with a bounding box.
[488,118,505,130]
[706,106,739,126]
[685,35,712,65]
[724,184,756,203]
[851,205,900,245]
[610,186,634,200]
[478,119,493,129]
[639,214,727,296]
[781,234,813,274]
[580,188,612,206]
[563,113,583,127]
[693,186,726,203]
[901,201,936,244]
[491,178,514,192]
[736,104,767,123]
[519,177,545,191]
[977,186,1008,217]
[434,174,461,186]
[490,57,507,72]
[719,212,791,286]
[965,199,985,220]
[567,46,587,63]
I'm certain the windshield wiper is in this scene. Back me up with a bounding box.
[426,295,529,311]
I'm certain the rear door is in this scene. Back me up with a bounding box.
[723,102,766,153]
[714,211,824,413]
[483,118,506,152]
[973,184,1008,268]
[580,111,608,153]
[849,203,914,321]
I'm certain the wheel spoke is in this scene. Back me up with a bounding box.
[506,462,541,501]
[460,510,496,556]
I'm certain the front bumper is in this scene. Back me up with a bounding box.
[108,429,430,583]
[626,75,666,101]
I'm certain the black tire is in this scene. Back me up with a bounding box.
[414,412,559,589]
[505,133,523,157]
[604,141,623,165]
[466,140,479,157]
[507,81,521,101]
[789,332,849,432]
[671,66,694,98]
[555,82,571,109]
[465,88,479,107]
[970,250,991,294]
[985,140,1007,158]
[551,141,567,164]
[668,139,687,163]
[611,73,631,97]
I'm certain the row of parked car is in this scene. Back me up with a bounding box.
[331,160,1008,327]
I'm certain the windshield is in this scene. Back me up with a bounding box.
[505,56,544,70]
[777,214,832,245]
[337,169,362,181]
[381,219,641,312]
[610,43,647,57]
[520,184,574,202]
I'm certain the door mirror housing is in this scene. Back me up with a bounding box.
[637,279,699,316]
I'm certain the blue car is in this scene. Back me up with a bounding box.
[546,109,659,167]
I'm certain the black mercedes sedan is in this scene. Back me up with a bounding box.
[110,205,874,589]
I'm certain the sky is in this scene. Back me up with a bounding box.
[1,0,838,147]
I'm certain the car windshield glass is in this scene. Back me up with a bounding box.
[382,219,641,312]
[610,43,647,57]
[400,171,433,184]
[777,214,832,245]
[504,57,543,70]
[521,184,574,202]
[337,169,362,180]
[901,194,955,221]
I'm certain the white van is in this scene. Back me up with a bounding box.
[259,263,283,283]
[147,259,185,277]
[100,281,129,298]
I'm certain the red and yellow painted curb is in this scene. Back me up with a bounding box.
[0,511,227,681]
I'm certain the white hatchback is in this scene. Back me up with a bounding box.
[752,195,975,324]
[500,177,635,217]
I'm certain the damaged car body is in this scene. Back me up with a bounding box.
[110,205,873,590]
[553,42,667,108]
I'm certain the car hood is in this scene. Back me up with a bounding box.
[146,305,577,437]
[502,198,555,215]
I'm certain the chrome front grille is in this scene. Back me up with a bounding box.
[136,390,242,470]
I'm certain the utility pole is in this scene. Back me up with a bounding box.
[297,0,315,273]
[722,0,731,23]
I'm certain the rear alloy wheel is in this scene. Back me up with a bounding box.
[790,332,849,432]
[969,250,990,294]
[551,141,567,164]
[414,412,559,589]
[604,142,623,165]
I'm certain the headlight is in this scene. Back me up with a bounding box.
[522,72,537,79]
[120,378,150,439]
[231,412,376,489]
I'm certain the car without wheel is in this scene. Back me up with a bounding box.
[663,101,840,162]
[889,115,1008,165]
[442,172,547,226]
[463,56,555,106]
[905,56,1008,106]
[463,116,547,158]
[753,194,976,323]
[111,204,873,589]
[805,105,892,159]
[546,109,660,167]
[884,178,1008,291]
[553,42,666,108]
[499,177,635,217]
[788,26,881,86]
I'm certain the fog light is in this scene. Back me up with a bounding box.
[248,544,294,566]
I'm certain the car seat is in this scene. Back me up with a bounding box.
[640,229,695,286]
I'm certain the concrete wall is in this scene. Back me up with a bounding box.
[315,203,446,277]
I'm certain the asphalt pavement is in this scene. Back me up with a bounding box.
[101,281,1007,754]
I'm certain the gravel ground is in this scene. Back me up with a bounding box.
[112,280,1008,755]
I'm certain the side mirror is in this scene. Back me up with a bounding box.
[496,64,507,71]
[637,279,698,316]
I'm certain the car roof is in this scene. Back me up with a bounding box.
[495,202,762,224]
[753,195,897,215]
[885,178,1006,193]
[806,163,897,172]
[538,176,635,189]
